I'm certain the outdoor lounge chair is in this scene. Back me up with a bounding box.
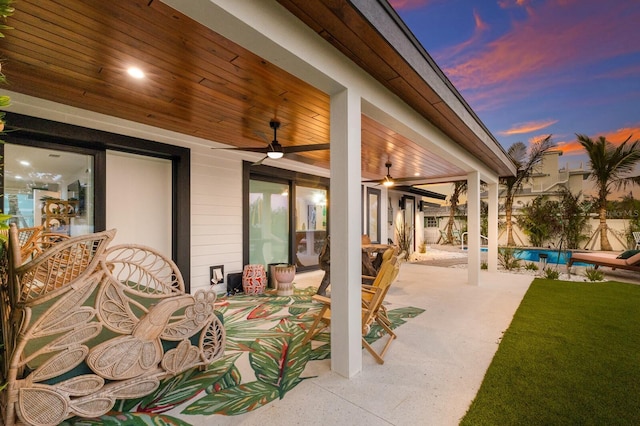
[303,255,399,364]
[438,229,460,245]
[1,224,226,426]
[633,232,640,250]
[567,250,640,273]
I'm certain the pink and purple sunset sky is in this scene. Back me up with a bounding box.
[390,0,640,197]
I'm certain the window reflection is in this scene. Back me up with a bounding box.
[249,180,289,267]
[3,144,94,235]
[295,186,327,268]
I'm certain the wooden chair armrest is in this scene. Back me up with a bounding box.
[311,294,331,305]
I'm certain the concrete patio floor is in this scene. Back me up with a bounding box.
[185,263,534,425]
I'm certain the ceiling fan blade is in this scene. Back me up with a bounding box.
[252,155,269,166]
[211,146,267,153]
[254,130,269,143]
[281,143,330,153]
[392,176,428,183]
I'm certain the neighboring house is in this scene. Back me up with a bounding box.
[511,150,589,207]
[502,150,591,246]
[421,150,633,249]
[0,0,516,377]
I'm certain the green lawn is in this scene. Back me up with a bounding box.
[461,279,640,425]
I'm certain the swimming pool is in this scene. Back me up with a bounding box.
[514,248,575,265]
[465,247,584,265]
[463,247,586,266]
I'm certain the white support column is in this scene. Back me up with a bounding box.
[487,182,499,272]
[329,88,362,377]
[380,190,390,244]
[467,171,481,285]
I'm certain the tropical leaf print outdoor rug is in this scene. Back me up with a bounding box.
[63,286,424,425]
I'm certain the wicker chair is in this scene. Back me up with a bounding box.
[1,224,226,426]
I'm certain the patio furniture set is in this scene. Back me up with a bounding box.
[1,225,404,424]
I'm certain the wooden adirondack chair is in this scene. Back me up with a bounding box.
[363,249,405,328]
[303,255,399,364]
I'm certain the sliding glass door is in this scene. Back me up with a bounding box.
[245,163,330,271]
[248,179,290,266]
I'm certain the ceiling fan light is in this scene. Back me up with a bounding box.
[267,151,284,159]
[383,176,394,187]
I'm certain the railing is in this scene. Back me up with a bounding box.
[460,231,488,251]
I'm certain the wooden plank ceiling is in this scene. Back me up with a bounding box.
[0,0,485,182]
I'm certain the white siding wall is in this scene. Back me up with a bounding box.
[189,146,244,294]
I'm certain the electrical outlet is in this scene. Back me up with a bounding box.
[210,265,224,285]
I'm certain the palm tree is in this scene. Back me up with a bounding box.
[500,135,555,246]
[577,134,640,251]
[445,181,467,244]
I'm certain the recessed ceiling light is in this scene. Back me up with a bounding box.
[127,67,145,79]
[19,160,30,166]
[414,172,420,176]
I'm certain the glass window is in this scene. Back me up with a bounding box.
[425,217,438,227]
[249,179,290,267]
[295,185,327,268]
[3,144,94,235]
[367,187,381,243]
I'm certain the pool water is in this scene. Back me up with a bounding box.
[514,248,573,265]
[465,247,586,266]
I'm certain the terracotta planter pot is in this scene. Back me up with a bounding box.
[274,264,296,296]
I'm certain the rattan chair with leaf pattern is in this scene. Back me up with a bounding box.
[1,224,226,426]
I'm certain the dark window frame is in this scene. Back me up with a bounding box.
[2,112,191,290]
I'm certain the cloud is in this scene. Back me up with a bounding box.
[435,9,490,63]
[596,63,640,80]
[497,0,535,15]
[604,127,640,144]
[438,1,640,110]
[499,119,558,136]
[557,126,640,156]
[388,0,431,10]
[556,140,584,156]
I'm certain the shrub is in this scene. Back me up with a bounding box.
[395,221,412,260]
[498,247,521,270]
[543,268,560,280]
[524,262,539,271]
[557,188,590,249]
[583,267,605,282]
[517,196,559,247]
